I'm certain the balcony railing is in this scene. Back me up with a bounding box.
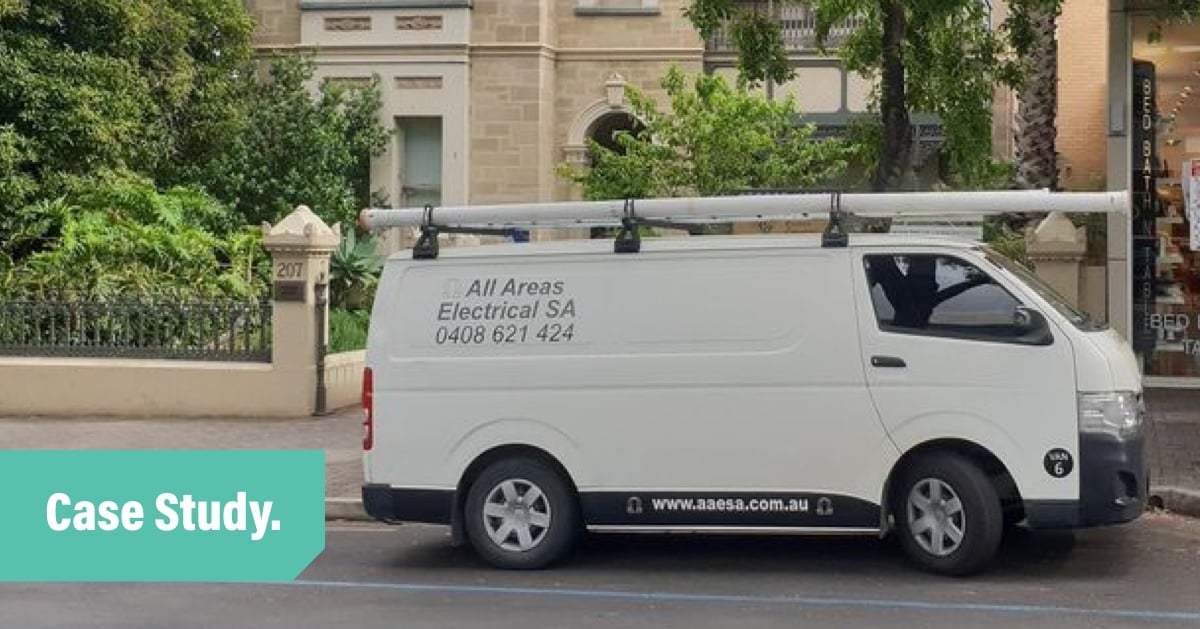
[706,4,865,53]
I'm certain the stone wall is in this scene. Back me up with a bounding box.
[467,0,704,203]
[469,53,556,203]
[244,0,301,47]
[555,0,702,49]
[472,0,546,44]
[324,350,366,411]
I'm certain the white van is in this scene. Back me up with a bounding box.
[360,210,1145,576]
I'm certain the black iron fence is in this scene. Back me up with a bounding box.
[0,298,272,362]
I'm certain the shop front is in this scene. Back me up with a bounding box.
[1111,3,1200,385]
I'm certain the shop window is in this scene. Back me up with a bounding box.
[1130,15,1200,378]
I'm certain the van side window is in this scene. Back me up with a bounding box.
[863,254,1025,341]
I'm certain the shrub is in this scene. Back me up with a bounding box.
[0,175,269,300]
[329,308,370,353]
[330,229,383,310]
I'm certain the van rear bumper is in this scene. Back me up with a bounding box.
[1023,434,1147,529]
[362,484,453,524]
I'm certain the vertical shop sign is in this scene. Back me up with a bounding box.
[1189,159,1200,250]
[1131,60,1159,353]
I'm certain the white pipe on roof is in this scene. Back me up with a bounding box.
[358,190,1129,231]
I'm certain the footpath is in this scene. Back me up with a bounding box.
[0,391,1197,520]
[1144,389,1200,517]
[0,407,367,520]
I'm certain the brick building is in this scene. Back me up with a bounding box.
[1057,0,1110,190]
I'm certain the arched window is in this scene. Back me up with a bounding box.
[586,112,645,165]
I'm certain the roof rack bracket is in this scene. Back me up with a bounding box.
[614,199,641,254]
[413,205,440,259]
[822,192,849,248]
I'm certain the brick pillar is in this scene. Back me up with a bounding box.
[1026,212,1088,306]
[262,206,341,414]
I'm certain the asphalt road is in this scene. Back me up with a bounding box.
[4,512,1200,629]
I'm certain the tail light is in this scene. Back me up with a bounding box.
[362,367,374,450]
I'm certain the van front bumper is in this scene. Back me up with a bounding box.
[1024,434,1147,529]
[362,484,453,524]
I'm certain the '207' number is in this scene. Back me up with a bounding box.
[275,262,304,279]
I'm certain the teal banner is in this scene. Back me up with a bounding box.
[0,450,325,582]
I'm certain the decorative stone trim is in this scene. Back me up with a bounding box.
[394,76,444,89]
[395,15,443,30]
[324,16,372,31]
[301,0,469,8]
[567,99,634,147]
[562,145,590,168]
[605,73,626,107]
[326,77,372,88]
[575,0,659,15]
[574,7,661,15]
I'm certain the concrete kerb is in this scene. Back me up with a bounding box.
[326,497,370,521]
[1150,486,1200,519]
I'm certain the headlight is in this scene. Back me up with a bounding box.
[1078,391,1143,438]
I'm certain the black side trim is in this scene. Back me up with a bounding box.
[1023,499,1080,529]
[581,492,879,528]
[362,485,454,524]
[1078,433,1146,527]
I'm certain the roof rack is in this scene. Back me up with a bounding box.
[358,190,1129,260]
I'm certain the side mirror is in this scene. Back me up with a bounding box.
[1013,306,1053,346]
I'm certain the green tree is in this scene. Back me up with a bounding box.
[0,175,267,300]
[1145,1,1200,37]
[0,0,22,19]
[685,0,1057,190]
[559,67,851,200]
[0,0,254,206]
[199,56,391,230]
[0,125,36,210]
[1009,2,1061,190]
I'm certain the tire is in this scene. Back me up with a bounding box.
[893,453,1003,576]
[464,458,580,569]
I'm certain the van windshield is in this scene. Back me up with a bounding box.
[980,246,1107,331]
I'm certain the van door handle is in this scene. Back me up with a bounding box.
[871,355,906,368]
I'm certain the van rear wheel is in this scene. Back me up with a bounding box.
[894,453,1003,576]
[464,458,579,569]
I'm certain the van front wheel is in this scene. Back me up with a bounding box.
[464,458,579,569]
[894,453,1003,576]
